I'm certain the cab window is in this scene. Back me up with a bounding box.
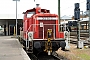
[27,12,35,18]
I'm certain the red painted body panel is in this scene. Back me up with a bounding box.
[38,20,56,39]
[23,7,64,40]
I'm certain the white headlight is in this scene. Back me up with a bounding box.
[28,32,33,41]
[64,31,68,39]
[29,33,32,37]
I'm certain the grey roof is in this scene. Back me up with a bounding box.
[0,14,24,19]
[61,17,90,24]
[61,15,72,20]
[80,17,89,22]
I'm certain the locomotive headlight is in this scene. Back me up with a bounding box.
[29,33,32,38]
[64,31,68,40]
[28,32,33,41]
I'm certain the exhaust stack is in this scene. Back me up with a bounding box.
[36,4,40,7]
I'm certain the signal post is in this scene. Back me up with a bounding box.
[74,3,80,48]
[87,0,90,42]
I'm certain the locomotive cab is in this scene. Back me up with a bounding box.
[22,4,68,55]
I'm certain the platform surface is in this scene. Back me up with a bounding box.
[0,36,30,60]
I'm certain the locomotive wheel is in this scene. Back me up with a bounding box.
[60,41,66,51]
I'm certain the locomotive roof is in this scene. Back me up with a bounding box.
[23,8,50,14]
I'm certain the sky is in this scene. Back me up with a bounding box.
[0,0,87,17]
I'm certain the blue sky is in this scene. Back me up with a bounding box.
[0,0,87,17]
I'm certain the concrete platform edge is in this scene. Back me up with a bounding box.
[16,38,31,60]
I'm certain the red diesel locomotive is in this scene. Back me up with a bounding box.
[22,4,66,55]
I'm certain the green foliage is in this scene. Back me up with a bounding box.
[78,53,90,60]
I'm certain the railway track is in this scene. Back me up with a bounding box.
[70,32,90,46]
[37,52,59,60]
[28,51,68,60]
[70,38,90,46]
[28,52,59,60]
